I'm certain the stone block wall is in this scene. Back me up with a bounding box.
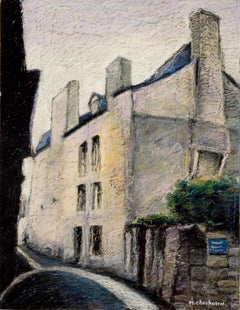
[124,224,239,309]
[187,231,239,310]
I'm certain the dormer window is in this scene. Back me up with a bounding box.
[88,93,106,116]
[91,98,99,115]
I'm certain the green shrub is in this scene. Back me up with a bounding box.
[135,213,177,225]
[135,177,239,233]
[166,177,239,232]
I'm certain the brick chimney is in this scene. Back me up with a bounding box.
[105,57,131,100]
[190,9,224,123]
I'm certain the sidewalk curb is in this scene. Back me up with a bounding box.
[17,246,42,269]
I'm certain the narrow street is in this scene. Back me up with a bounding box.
[1,270,129,309]
[0,247,174,309]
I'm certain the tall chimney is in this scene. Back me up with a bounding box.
[190,9,224,123]
[105,57,131,100]
[51,80,79,145]
[66,80,79,131]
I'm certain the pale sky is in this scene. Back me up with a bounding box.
[23,0,240,149]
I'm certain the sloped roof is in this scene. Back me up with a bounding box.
[36,44,192,149]
[36,130,51,153]
[64,93,107,137]
[36,93,107,146]
[133,43,191,90]
[149,43,191,81]
[67,95,107,134]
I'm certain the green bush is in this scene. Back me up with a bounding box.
[135,177,239,233]
[135,213,177,225]
[166,177,239,232]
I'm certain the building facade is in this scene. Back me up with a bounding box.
[20,10,239,278]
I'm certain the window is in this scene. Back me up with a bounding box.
[89,225,102,256]
[196,151,223,178]
[92,136,100,171]
[77,185,86,211]
[92,182,102,210]
[79,142,87,174]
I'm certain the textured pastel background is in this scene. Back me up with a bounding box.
[22,0,240,149]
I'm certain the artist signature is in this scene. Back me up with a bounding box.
[189,299,225,307]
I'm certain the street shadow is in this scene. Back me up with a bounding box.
[0,270,129,309]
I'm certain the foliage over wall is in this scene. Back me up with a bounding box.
[136,178,239,233]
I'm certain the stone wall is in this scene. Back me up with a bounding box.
[124,224,239,309]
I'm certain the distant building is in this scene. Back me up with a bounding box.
[19,10,239,277]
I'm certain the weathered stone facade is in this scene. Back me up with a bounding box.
[19,9,239,307]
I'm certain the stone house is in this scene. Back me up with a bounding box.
[19,9,239,281]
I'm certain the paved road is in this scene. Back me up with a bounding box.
[1,270,128,309]
[0,247,174,309]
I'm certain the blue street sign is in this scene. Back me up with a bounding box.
[208,238,228,255]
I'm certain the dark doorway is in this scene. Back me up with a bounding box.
[89,225,102,256]
[74,227,82,262]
